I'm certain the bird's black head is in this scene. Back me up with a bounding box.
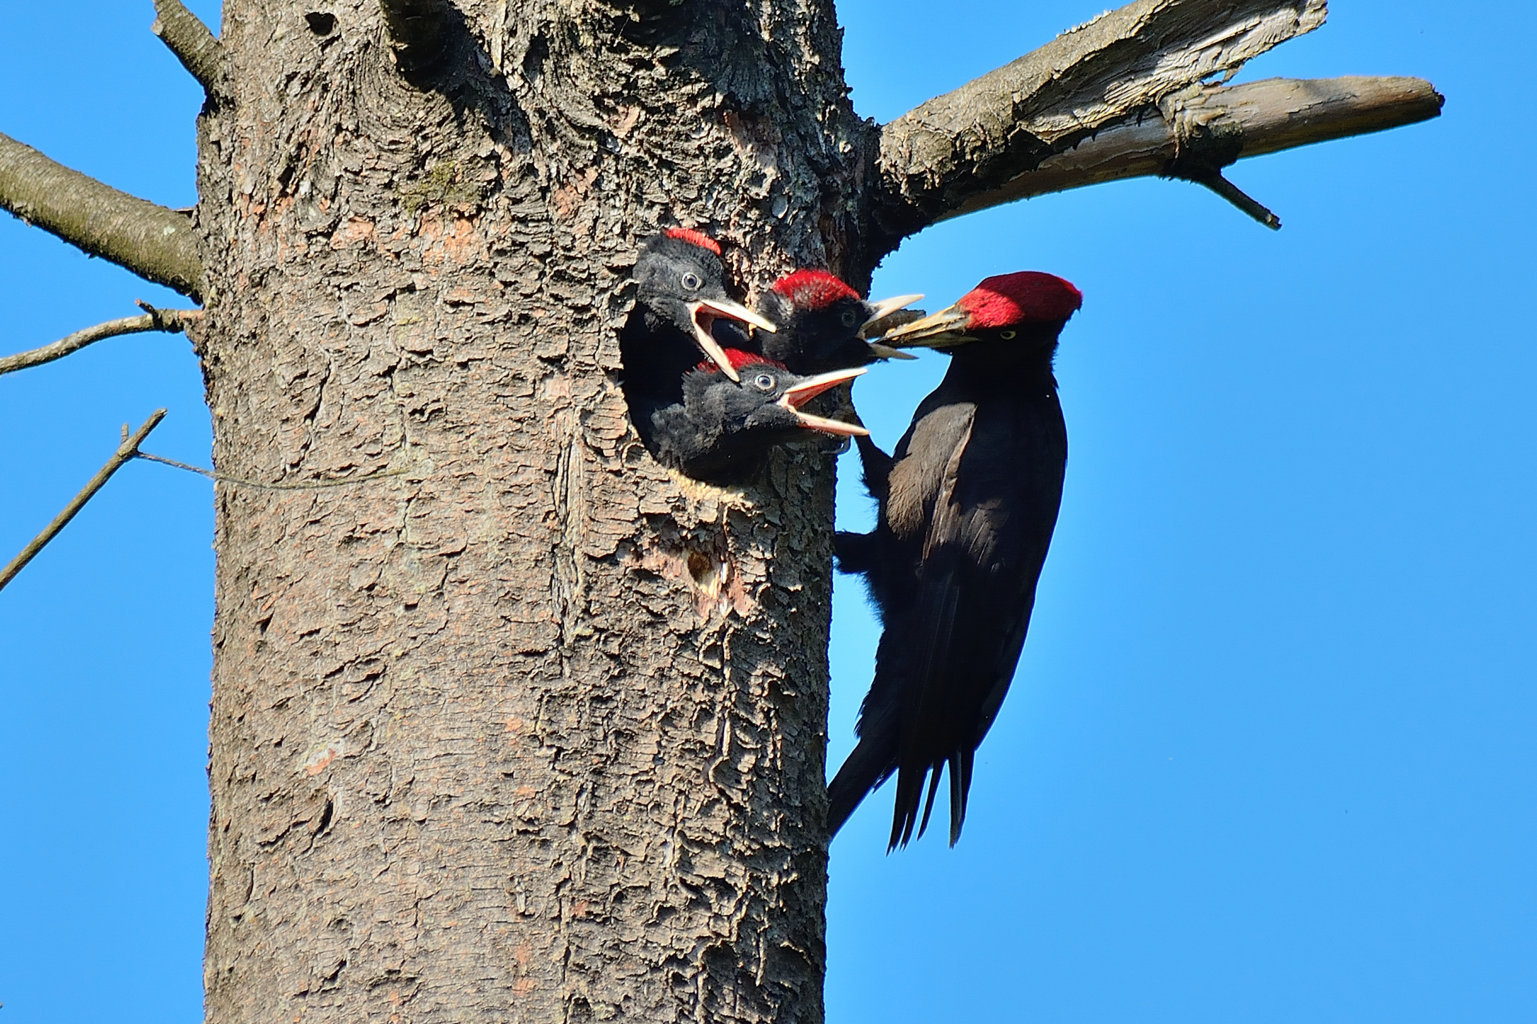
[633,229,777,379]
[760,270,922,373]
[682,350,870,442]
[874,271,1082,361]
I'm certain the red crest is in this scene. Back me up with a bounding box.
[958,272,1082,328]
[664,227,723,256]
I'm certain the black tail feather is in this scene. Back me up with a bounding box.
[916,763,943,842]
[826,736,893,840]
[889,762,926,850]
[948,750,968,846]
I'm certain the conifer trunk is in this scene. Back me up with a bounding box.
[198,2,869,1020]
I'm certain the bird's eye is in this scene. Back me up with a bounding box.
[752,373,776,391]
[680,272,702,291]
[999,329,1017,340]
[840,308,860,328]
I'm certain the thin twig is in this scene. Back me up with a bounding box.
[1190,172,1282,229]
[151,0,226,96]
[0,133,203,299]
[0,306,201,377]
[135,451,410,490]
[0,410,167,595]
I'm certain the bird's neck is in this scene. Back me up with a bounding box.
[944,339,1059,394]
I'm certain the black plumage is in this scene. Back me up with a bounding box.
[650,349,868,482]
[828,271,1083,848]
[620,229,777,445]
[754,269,920,375]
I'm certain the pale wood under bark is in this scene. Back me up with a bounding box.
[944,75,1445,223]
[0,132,202,299]
[871,0,1331,246]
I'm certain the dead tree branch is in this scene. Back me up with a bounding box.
[952,75,1443,226]
[0,305,201,377]
[0,410,167,595]
[0,133,203,299]
[378,0,456,83]
[871,0,1389,247]
[151,0,226,96]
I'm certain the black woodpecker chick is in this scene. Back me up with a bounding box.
[650,349,869,482]
[755,269,921,375]
[620,229,778,443]
[828,271,1084,849]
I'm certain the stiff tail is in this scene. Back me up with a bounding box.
[826,736,893,839]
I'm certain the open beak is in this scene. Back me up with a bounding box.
[871,302,974,350]
[860,293,924,334]
[858,293,925,361]
[777,366,870,437]
[864,342,918,361]
[689,297,778,382]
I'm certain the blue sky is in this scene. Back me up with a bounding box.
[2,2,1532,1022]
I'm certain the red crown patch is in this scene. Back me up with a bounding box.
[697,349,787,374]
[958,271,1083,328]
[770,269,860,310]
[664,227,722,256]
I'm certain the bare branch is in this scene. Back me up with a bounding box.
[0,133,203,299]
[0,410,167,595]
[871,0,1330,246]
[151,0,226,96]
[378,0,455,83]
[1187,171,1283,230]
[0,305,201,377]
[949,76,1443,222]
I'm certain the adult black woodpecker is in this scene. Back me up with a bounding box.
[754,269,921,374]
[649,348,869,482]
[620,229,779,446]
[827,271,1084,848]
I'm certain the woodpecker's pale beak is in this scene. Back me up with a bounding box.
[871,303,974,350]
[860,293,924,333]
[688,298,778,381]
[857,293,925,360]
[778,366,870,437]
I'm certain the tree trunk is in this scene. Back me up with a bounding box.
[198,1,865,1020]
[0,0,1442,1020]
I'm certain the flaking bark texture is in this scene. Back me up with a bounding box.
[198,1,872,1021]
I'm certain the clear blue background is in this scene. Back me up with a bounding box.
[1,3,1530,1021]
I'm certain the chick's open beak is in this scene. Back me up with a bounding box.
[777,366,870,437]
[688,298,779,381]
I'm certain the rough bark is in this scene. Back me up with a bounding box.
[871,0,1346,246]
[197,1,866,1021]
[0,0,1445,1021]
